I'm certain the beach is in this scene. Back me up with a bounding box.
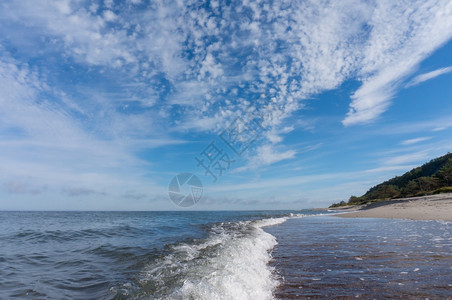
[336,193,452,221]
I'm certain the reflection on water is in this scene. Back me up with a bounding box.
[265,216,452,299]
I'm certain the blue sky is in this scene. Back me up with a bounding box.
[1,0,451,210]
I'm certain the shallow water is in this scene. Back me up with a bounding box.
[266,216,452,299]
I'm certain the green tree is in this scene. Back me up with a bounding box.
[367,185,400,200]
[436,159,452,186]
[329,200,347,208]
[348,195,362,205]
[416,176,438,193]
[401,180,420,197]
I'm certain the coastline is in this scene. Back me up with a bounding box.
[334,193,452,221]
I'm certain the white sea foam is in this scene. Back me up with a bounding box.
[175,218,286,300]
[290,213,308,218]
[252,217,288,228]
[141,217,288,299]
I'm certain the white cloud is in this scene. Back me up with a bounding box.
[255,144,296,165]
[384,151,429,165]
[103,10,117,22]
[0,1,139,67]
[400,137,432,145]
[343,0,452,126]
[199,53,223,79]
[363,165,417,173]
[54,0,71,15]
[235,144,296,171]
[433,126,449,132]
[104,0,114,9]
[374,116,452,135]
[406,66,452,87]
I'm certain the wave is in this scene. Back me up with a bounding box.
[138,217,289,299]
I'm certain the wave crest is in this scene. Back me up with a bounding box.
[140,217,288,299]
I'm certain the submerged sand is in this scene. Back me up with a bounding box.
[336,193,452,221]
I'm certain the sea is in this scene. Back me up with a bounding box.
[0,211,451,299]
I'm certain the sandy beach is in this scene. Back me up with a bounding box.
[336,193,452,221]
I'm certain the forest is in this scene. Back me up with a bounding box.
[330,153,452,208]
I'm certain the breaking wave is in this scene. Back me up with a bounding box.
[138,217,289,299]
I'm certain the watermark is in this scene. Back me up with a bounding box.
[168,97,284,207]
[195,141,235,182]
[168,173,203,207]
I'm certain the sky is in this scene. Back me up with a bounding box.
[0,0,452,211]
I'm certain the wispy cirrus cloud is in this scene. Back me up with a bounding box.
[235,144,297,172]
[405,66,452,87]
[384,151,430,165]
[343,0,452,126]
[400,137,432,145]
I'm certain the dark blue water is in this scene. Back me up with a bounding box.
[0,210,312,299]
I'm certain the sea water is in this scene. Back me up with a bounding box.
[1,211,450,299]
[0,210,316,299]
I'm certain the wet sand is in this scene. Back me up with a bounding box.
[337,193,452,221]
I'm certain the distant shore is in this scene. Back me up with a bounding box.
[334,193,452,221]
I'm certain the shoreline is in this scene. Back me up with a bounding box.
[334,193,452,221]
